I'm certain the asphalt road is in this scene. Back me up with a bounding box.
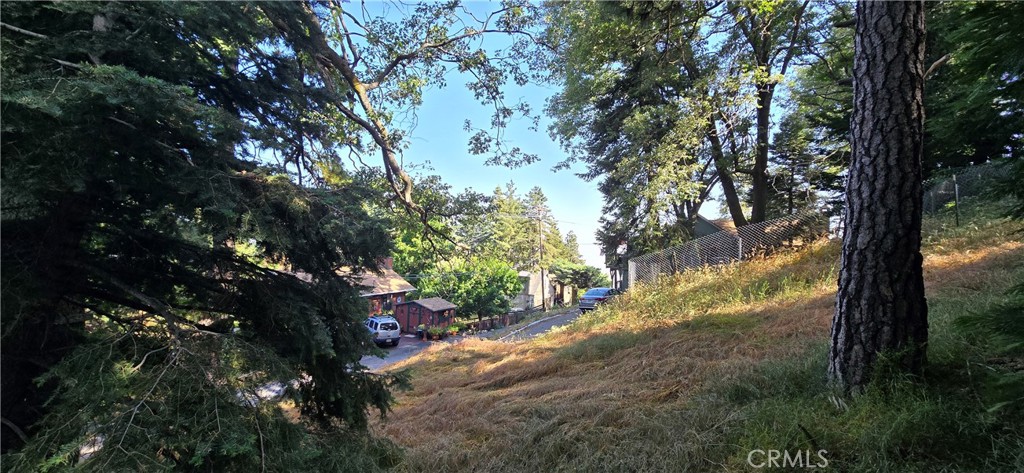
[360,308,586,371]
[359,335,434,372]
[498,308,583,342]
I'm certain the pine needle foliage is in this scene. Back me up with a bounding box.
[2,1,405,469]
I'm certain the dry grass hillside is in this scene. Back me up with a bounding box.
[373,206,1024,472]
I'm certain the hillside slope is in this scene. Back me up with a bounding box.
[374,208,1024,472]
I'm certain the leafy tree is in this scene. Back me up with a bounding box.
[545,0,721,258]
[353,167,487,276]
[788,4,854,167]
[562,231,585,265]
[549,260,612,305]
[572,266,612,292]
[524,186,578,267]
[465,184,536,271]
[725,0,821,223]
[260,0,546,230]
[457,184,581,272]
[794,2,1023,176]
[767,113,846,218]
[415,258,522,322]
[544,0,832,263]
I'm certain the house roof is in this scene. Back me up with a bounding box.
[290,260,415,297]
[336,267,416,297]
[402,297,457,312]
[698,215,739,234]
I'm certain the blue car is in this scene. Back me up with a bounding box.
[579,287,620,312]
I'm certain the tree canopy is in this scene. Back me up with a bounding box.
[0,0,539,468]
[542,0,1022,265]
[452,184,582,272]
[549,260,612,304]
[543,0,833,261]
[414,258,522,321]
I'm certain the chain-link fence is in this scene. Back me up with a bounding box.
[923,162,1002,215]
[627,211,828,287]
[625,162,1003,287]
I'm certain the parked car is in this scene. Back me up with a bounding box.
[365,315,401,346]
[579,287,620,312]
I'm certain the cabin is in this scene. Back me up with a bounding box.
[338,257,417,316]
[394,297,457,333]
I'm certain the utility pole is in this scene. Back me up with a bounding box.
[538,218,547,311]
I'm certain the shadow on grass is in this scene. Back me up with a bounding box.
[691,245,1024,472]
[383,224,1024,473]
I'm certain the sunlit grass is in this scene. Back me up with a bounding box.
[372,206,1024,472]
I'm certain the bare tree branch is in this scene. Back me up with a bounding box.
[926,53,952,79]
[0,21,47,38]
[0,21,86,70]
[0,417,29,444]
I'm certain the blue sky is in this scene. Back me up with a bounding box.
[356,1,730,270]
[338,2,610,269]
[338,1,607,269]
[399,75,610,268]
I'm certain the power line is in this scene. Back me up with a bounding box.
[400,271,503,280]
[486,212,586,225]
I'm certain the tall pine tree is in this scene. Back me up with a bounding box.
[2,2,406,469]
[828,0,928,391]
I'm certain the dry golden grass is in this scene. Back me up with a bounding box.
[371,215,1024,472]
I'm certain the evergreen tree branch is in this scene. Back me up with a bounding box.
[0,21,84,70]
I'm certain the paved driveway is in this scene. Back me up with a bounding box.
[360,309,586,371]
[359,335,433,371]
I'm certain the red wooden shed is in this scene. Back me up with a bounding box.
[394,297,457,333]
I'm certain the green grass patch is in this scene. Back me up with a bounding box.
[692,226,1024,472]
[566,240,841,336]
[382,204,1024,473]
[555,330,646,362]
[705,347,1024,472]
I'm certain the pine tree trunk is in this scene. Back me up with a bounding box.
[828,0,928,392]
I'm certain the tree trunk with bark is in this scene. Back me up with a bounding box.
[708,122,749,227]
[751,85,774,223]
[828,0,928,392]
